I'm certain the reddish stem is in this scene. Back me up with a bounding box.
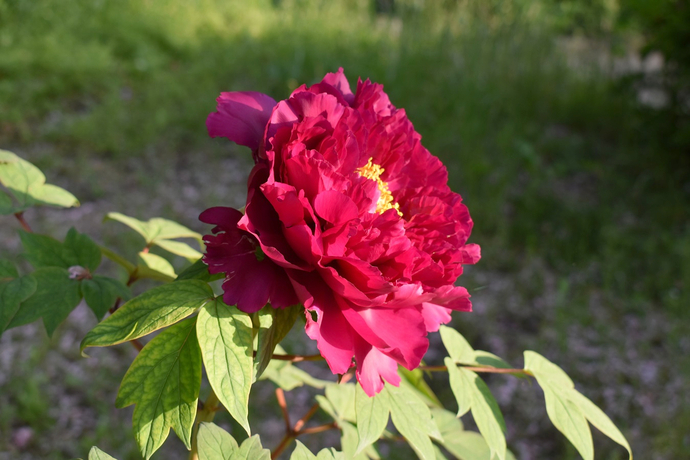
[419,364,533,376]
[14,212,32,232]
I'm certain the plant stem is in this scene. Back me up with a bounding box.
[419,364,533,376]
[270,353,324,362]
[188,388,220,460]
[14,212,32,232]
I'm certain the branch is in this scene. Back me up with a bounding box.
[418,364,533,376]
[14,212,32,232]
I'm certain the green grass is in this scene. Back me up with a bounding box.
[1,0,688,458]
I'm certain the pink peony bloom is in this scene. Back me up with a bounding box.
[201,69,480,396]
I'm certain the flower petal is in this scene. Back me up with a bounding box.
[206,91,276,151]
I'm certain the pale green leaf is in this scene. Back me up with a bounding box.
[465,369,507,460]
[316,448,346,460]
[445,357,473,417]
[565,390,632,459]
[100,246,136,274]
[355,382,390,455]
[0,150,78,211]
[154,239,203,259]
[80,279,213,354]
[291,440,317,460]
[524,351,595,460]
[342,421,379,459]
[399,367,442,407]
[386,383,440,460]
[261,347,330,390]
[137,251,176,281]
[82,276,131,320]
[0,274,37,335]
[439,325,475,363]
[116,317,201,459]
[30,183,79,208]
[254,305,302,380]
[523,350,574,387]
[197,422,239,460]
[472,350,512,369]
[88,446,117,460]
[232,435,271,459]
[197,299,254,435]
[106,213,202,245]
[325,383,356,423]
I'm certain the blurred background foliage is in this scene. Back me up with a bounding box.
[0,0,688,459]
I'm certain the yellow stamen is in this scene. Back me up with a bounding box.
[356,158,402,216]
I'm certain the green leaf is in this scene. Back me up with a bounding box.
[0,191,13,214]
[316,448,346,460]
[355,382,390,455]
[0,149,79,213]
[325,383,356,423]
[466,371,507,460]
[116,316,202,459]
[445,357,473,417]
[136,251,176,281]
[399,367,442,407]
[439,325,475,363]
[472,350,512,370]
[80,279,213,354]
[176,258,221,282]
[386,383,441,460]
[261,346,330,390]
[342,421,378,460]
[20,231,71,268]
[154,239,202,260]
[0,274,37,335]
[9,267,81,336]
[233,435,271,459]
[63,227,101,272]
[100,246,136,274]
[0,258,19,278]
[565,390,632,459]
[197,298,254,435]
[525,351,595,460]
[82,276,131,320]
[291,440,317,460]
[197,422,239,460]
[254,305,302,380]
[87,446,118,460]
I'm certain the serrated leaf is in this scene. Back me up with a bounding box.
[439,326,475,363]
[399,367,442,407]
[445,357,473,417]
[565,390,632,459]
[137,251,176,281]
[63,227,101,272]
[88,446,117,460]
[7,267,81,336]
[233,435,271,459]
[82,276,131,320]
[355,382,390,455]
[197,298,254,435]
[116,317,201,459]
[0,150,78,212]
[197,422,239,460]
[154,239,202,259]
[291,440,317,460]
[386,383,440,460]
[325,383,356,423]
[254,305,302,380]
[465,370,507,460]
[80,279,213,354]
[0,274,37,335]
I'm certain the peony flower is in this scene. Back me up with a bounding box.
[201,69,480,396]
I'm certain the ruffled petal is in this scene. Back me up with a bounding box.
[206,91,276,151]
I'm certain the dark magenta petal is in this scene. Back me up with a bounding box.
[206,91,276,151]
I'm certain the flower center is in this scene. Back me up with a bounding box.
[356,158,402,216]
